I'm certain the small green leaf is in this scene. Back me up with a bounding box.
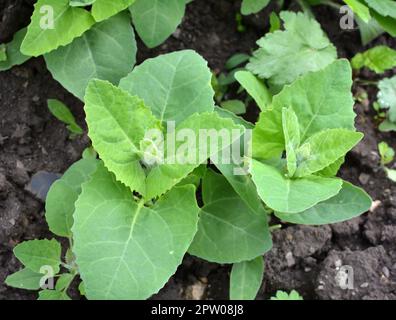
[247,11,337,87]
[92,0,136,22]
[275,182,372,225]
[220,100,246,115]
[379,119,396,132]
[371,9,396,37]
[378,141,395,165]
[355,16,384,45]
[250,160,343,213]
[38,289,71,300]
[120,50,215,124]
[385,168,396,182]
[270,290,303,300]
[14,239,61,274]
[72,163,200,299]
[365,0,396,19]
[241,0,270,15]
[189,170,272,263]
[55,273,75,291]
[378,76,396,122]
[343,0,371,22]
[0,44,7,62]
[235,70,272,111]
[21,0,95,57]
[282,107,300,177]
[225,53,250,70]
[230,256,264,300]
[294,129,363,177]
[130,0,186,48]
[69,0,96,7]
[5,268,43,290]
[45,12,137,101]
[0,28,30,71]
[79,282,86,296]
[351,46,396,73]
[47,99,82,134]
[269,12,281,33]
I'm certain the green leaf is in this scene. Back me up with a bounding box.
[316,156,345,177]
[355,16,384,45]
[371,9,396,37]
[241,0,270,15]
[378,141,395,165]
[379,119,396,132]
[92,0,136,22]
[130,0,186,48]
[282,107,300,177]
[72,163,199,299]
[269,12,281,33]
[378,76,396,122]
[344,0,371,22]
[45,12,137,101]
[235,70,272,111]
[189,170,272,264]
[351,46,396,73]
[294,129,363,177]
[247,11,337,87]
[84,79,160,196]
[270,290,303,300]
[214,106,254,129]
[13,239,61,274]
[145,112,244,199]
[250,160,343,213]
[45,158,99,237]
[0,44,6,62]
[275,182,372,225]
[385,168,396,182]
[365,0,396,19]
[230,256,264,300]
[70,0,97,7]
[21,0,95,57]
[5,268,43,290]
[55,273,75,291]
[220,100,246,115]
[38,290,71,300]
[47,99,83,134]
[0,29,30,71]
[225,53,250,70]
[120,50,214,124]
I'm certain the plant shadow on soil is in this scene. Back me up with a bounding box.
[0,0,395,300]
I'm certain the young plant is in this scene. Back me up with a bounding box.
[377,76,396,132]
[270,290,303,300]
[47,99,83,136]
[378,142,396,183]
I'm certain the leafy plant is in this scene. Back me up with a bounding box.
[47,99,83,135]
[378,142,396,183]
[351,46,396,73]
[377,76,396,132]
[270,290,303,300]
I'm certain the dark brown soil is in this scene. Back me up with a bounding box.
[1,0,395,300]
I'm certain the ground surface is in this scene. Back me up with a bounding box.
[0,0,395,300]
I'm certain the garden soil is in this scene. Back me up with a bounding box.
[0,0,395,300]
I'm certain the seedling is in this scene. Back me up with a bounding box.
[378,142,396,183]
[47,99,83,136]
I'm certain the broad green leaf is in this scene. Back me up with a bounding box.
[294,129,363,177]
[378,141,395,165]
[235,70,272,111]
[47,99,83,134]
[282,107,300,177]
[5,268,43,290]
[351,46,396,73]
[145,112,244,199]
[241,0,270,15]
[130,0,186,48]
[45,158,98,237]
[55,273,75,291]
[21,0,95,57]
[386,168,396,182]
[275,182,372,225]
[92,0,136,22]
[271,290,303,300]
[84,79,160,196]
[220,100,246,115]
[365,0,396,19]
[355,16,384,45]
[45,12,137,101]
[0,28,30,71]
[371,9,396,36]
[378,76,396,122]
[13,239,61,274]
[250,160,343,213]
[189,170,272,263]
[38,290,71,300]
[344,0,371,22]
[70,0,97,7]
[72,163,199,299]
[230,256,264,300]
[120,50,214,124]
[247,11,337,87]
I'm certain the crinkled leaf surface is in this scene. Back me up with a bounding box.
[45,12,137,100]
[119,50,214,124]
[230,256,264,300]
[5,268,43,290]
[250,160,342,213]
[378,76,396,122]
[351,46,396,73]
[189,170,272,263]
[241,0,270,15]
[130,0,186,48]
[72,163,199,299]
[247,11,337,87]
[92,0,136,22]
[13,239,61,274]
[21,0,95,57]
[0,28,30,71]
[45,158,98,237]
[84,79,160,196]
[275,182,371,225]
